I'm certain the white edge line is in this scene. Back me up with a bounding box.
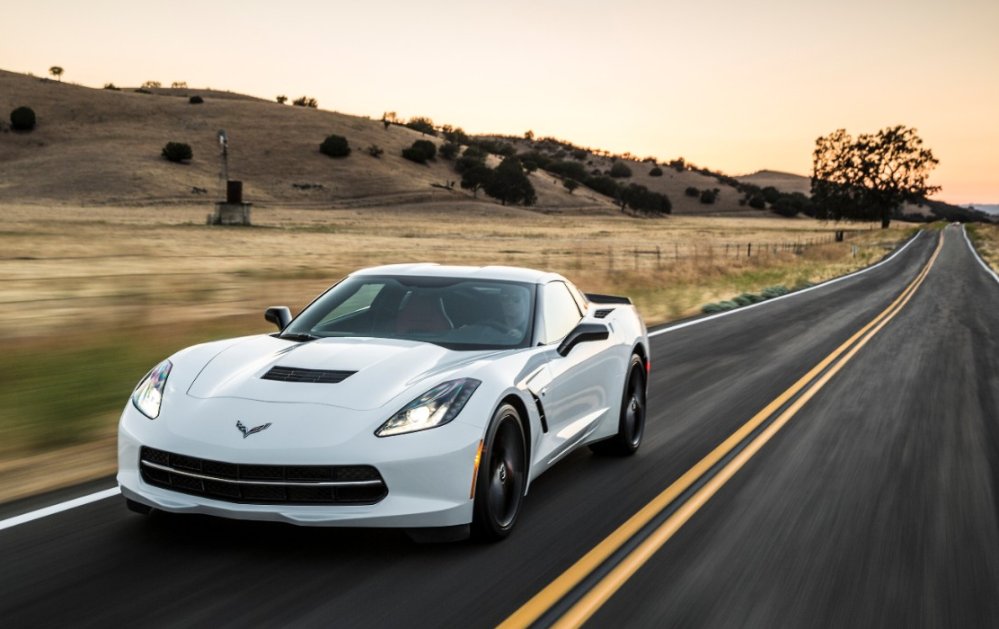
[0,486,120,532]
[961,225,999,285]
[649,229,925,337]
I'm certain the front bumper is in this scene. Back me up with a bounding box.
[117,397,482,528]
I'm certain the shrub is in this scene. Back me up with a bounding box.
[699,188,718,204]
[649,166,663,177]
[103,83,120,91]
[402,139,437,163]
[405,116,436,136]
[732,294,754,307]
[717,300,739,310]
[547,160,588,182]
[134,88,152,94]
[439,142,460,160]
[161,142,192,163]
[609,162,632,178]
[668,158,686,172]
[188,95,203,104]
[685,186,699,197]
[293,96,318,108]
[761,285,789,299]
[10,106,36,131]
[366,144,384,158]
[702,302,728,314]
[572,149,588,160]
[748,196,767,209]
[319,134,351,158]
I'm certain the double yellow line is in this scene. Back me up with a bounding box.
[501,231,944,629]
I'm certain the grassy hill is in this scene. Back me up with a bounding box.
[0,69,620,211]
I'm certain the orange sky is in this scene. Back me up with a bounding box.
[3,0,997,203]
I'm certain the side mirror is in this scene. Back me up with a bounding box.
[557,322,609,357]
[265,306,292,331]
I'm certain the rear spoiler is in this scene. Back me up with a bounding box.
[585,293,633,305]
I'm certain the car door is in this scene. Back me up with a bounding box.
[535,281,615,464]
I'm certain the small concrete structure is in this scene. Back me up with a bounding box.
[207,180,252,226]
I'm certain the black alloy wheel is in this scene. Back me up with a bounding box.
[472,404,527,541]
[591,354,646,456]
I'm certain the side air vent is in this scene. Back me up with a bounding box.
[262,366,356,383]
[594,308,614,319]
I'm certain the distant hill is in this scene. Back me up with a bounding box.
[0,69,615,211]
[969,204,999,216]
[737,170,811,195]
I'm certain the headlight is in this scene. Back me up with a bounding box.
[132,359,172,419]
[376,378,481,437]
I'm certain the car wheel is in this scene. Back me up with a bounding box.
[591,354,646,456]
[472,403,527,541]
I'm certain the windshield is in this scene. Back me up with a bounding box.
[284,275,536,350]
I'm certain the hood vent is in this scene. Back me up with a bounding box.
[262,366,356,383]
[594,308,614,319]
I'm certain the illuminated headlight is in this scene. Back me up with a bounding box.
[132,359,172,419]
[376,378,481,437]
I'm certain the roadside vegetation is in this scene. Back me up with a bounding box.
[966,224,999,273]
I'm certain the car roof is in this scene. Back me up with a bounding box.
[351,263,563,284]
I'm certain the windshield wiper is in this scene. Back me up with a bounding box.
[277,332,320,342]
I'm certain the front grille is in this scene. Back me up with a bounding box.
[261,366,356,383]
[139,447,387,505]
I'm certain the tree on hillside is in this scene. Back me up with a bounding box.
[293,96,318,108]
[406,116,436,136]
[563,178,579,194]
[484,157,536,206]
[460,164,493,198]
[524,130,534,141]
[812,125,939,228]
[276,95,288,104]
[49,66,63,81]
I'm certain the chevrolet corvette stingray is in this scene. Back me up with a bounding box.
[118,264,649,541]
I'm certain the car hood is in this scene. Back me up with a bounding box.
[186,335,501,411]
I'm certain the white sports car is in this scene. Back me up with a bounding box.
[118,264,650,541]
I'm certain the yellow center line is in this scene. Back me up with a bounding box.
[499,231,943,629]
[552,232,944,628]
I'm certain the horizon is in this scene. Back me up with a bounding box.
[2,0,997,204]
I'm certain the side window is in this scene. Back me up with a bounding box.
[541,281,582,344]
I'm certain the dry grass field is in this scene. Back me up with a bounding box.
[968,223,999,272]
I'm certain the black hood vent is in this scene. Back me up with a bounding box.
[262,366,356,383]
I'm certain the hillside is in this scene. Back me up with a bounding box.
[737,170,811,195]
[0,70,617,211]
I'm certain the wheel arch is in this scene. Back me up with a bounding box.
[498,393,532,493]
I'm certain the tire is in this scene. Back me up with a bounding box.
[471,403,527,541]
[590,354,646,456]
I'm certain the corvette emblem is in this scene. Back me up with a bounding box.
[236,420,272,439]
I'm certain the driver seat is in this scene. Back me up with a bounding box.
[396,293,452,334]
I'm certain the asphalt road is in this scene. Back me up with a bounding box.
[2,225,997,628]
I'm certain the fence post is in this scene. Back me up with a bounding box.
[747,243,752,257]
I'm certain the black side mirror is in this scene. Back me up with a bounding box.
[557,322,609,357]
[265,306,292,331]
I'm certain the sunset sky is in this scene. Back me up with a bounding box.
[3,0,997,203]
